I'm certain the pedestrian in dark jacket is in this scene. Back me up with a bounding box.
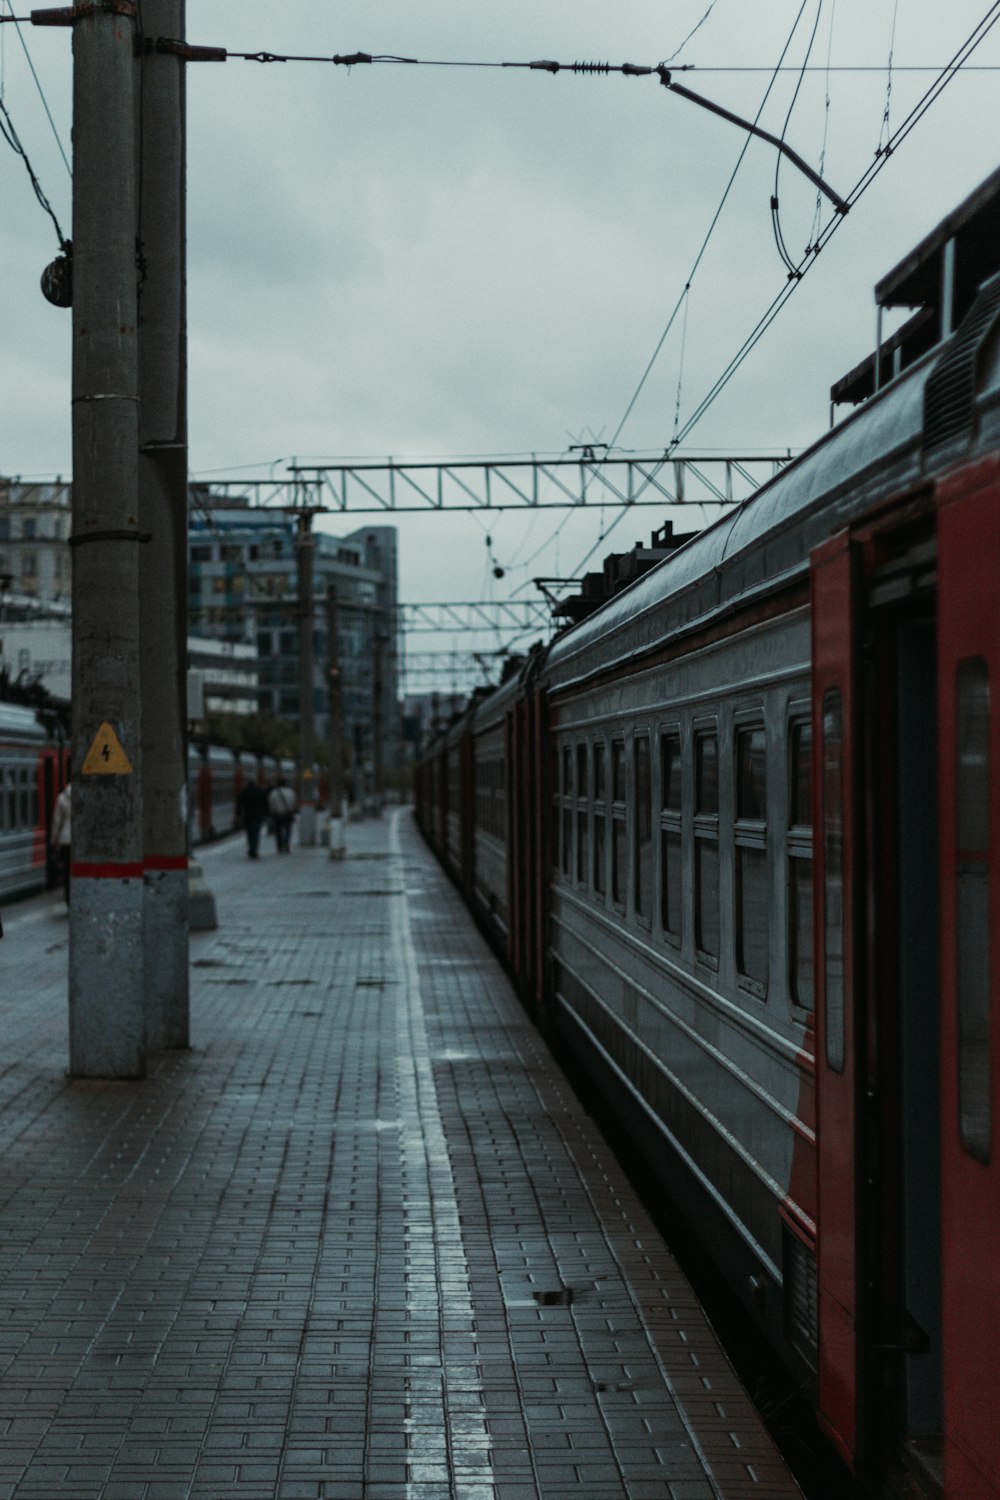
[237,775,269,859]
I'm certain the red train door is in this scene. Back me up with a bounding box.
[937,455,1000,1500]
[811,532,863,1468]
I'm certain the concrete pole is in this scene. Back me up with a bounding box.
[296,511,317,844]
[326,584,345,858]
[69,0,145,1078]
[139,0,190,1049]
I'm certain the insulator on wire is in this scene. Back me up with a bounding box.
[572,60,612,74]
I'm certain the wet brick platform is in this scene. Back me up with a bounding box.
[0,809,801,1499]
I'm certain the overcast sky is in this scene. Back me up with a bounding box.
[2,1,999,690]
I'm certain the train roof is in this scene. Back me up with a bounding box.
[541,296,1000,691]
[0,701,48,743]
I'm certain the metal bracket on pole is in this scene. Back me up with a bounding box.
[658,68,849,216]
[149,37,227,61]
[32,1,137,24]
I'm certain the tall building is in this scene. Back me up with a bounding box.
[0,479,73,606]
[187,493,400,794]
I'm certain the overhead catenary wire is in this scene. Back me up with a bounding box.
[1,0,70,175]
[660,0,723,66]
[809,0,839,248]
[670,1,1000,452]
[771,0,825,276]
[0,89,67,245]
[567,0,817,578]
[879,0,902,153]
[2,18,997,72]
[567,0,1000,584]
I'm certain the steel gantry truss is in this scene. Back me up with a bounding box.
[402,650,515,686]
[399,600,551,634]
[198,452,793,514]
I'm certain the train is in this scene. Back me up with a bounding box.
[416,182,1000,1498]
[0,704,298,902]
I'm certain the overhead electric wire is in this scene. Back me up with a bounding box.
[567,0,814,579]
[771,0,824,276]
[660,1,723,65]
[567,1,1000,584]
[670,2,1000,452]
[1,0,69,176]
[879,0,902,153]
[809,0,839,248]
[0,90,67,245]
[1,17,995,73]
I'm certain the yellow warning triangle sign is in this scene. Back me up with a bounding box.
[82,722,133,776]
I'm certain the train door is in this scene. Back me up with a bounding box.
[937,455,1000,1500]
[865,559,944,1491]
[811,532,864,1468]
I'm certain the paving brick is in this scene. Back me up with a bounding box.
[0,814,801,1498]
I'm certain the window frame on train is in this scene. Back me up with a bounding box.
[734,716,769,999]
[576,741,589,890]
[659,724,683,950]
[633,730,653,930]
[954,653,991,1164]
[611,736,627,911]
[787,708,814,1017]
[693,722,720,969]
[592,737,607,898]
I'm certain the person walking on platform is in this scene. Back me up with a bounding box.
[50,782,72,902]
[237,773,269,859]
[268,776,297,854]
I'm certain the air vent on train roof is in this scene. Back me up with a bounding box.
[923,269,1000,456]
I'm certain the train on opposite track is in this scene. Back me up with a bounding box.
[416,171,1000,1498]
[0,703,298,902]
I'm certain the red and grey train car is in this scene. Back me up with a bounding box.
[1,732,307,900]
[417,261,1000,1491]
[0,703,69,900]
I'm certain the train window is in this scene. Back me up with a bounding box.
[0,768,6,831]
[735,726,768,992]
[696,732,718,815]
[791,718,812,827]
[660,729,682,946]
[661,733,682,812]
[788,719,814,1011]
[612,739,625,802]
[736,726,767,821]
[736,848,768,988]
[661,829,682,943]
[550,745,560,871]
[956,657,991,1163]
[576,743,589,888]
[695,841,720,958]
[822,690,845,1073]
[789,859,813,1008]
[634,735,652,925]
[593,740,607,897]
[694,730,719,963]
[611,739,626,907]
[561,744,572,877]
[19,768,30,826]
